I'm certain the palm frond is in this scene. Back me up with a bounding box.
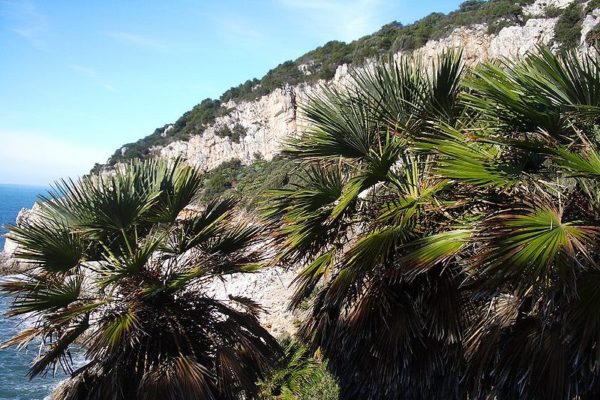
[399,228,473,277]
[286,87,380,161]
[150,158,204,223]
[2,274,83,316]
[29,320,89,378]
[7,219,84,273]
[475,205,597,285]
[289,249,335,309]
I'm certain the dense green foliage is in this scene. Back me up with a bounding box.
[553,1,584,49]
[587,0,600,13]
[199,157,296,208]
[2,159,281,400]
[265,49,600,399]
[260,338,339,400]
[107,0,547,167]
[544,4,563,18]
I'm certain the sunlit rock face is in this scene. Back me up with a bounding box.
[2,206,36,257]
[581,7,600,56]
[1,206,39,273]
[157,0,595,172]
[524,0,574,17]
[204,266,300,337]
[159,85,299,170]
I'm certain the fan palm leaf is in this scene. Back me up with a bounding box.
[2,158,281,400]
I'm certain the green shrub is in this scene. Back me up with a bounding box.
[544,5,562,18]
[197,156,299,208]
[586,0,600,14]
[487,18,514,35]
[260,338,339,400]
[200,159,243,203]
[554,2,584,50]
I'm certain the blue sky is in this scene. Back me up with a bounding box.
[0,0,462,185]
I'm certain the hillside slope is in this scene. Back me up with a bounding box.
[102,0,600,174]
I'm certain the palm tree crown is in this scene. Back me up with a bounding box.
[264,48,600,400]
[2,159,281,400]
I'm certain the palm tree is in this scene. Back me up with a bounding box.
[264,48,600,399]
[2,159,281,400]
[458,48,600,400]
[264,52,468,399]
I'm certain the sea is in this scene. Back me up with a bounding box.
[0,183,75,400]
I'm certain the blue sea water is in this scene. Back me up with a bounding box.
[0,183,74,400]
[0,183,45,250]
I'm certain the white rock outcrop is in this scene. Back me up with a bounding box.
[2,206,36,257]
[160,85,299,170]
[524,0,574,17]
[581,7,600,54]
[1,206,39,272]
[490,18,558,59]
[204,267,299,337]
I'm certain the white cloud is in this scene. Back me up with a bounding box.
[0,131,111,186]
[278,0,384,41]
[0,0,48,47]
[68,64,116,92]
[105,31,173,51]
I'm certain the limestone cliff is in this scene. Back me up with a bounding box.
[152,0,598,172]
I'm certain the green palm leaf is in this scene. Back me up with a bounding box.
[7,219,84,273]
[2,274,83,316]
[400,228,473,277]
[476,206,597,284]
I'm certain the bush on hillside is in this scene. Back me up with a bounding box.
[586,0,600,14]
[554,2,584,50]
[260,338,339,400]
[198,156,297,208]
[544,5,562,18]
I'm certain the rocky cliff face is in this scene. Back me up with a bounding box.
[157,85,300,171]
[155,0,597,172]
[1,206,38,273]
